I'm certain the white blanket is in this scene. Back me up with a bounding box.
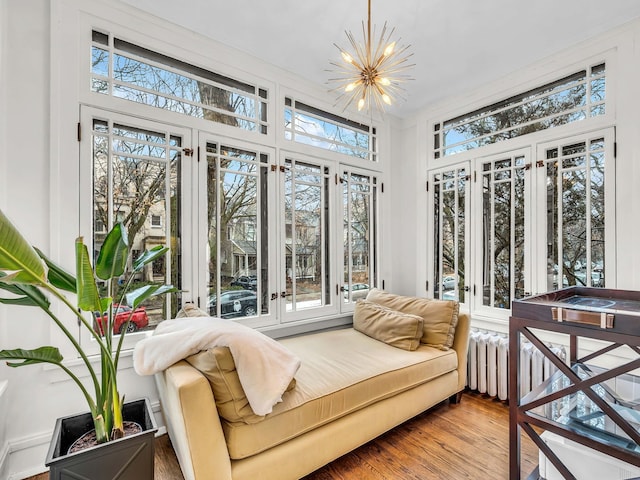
[133,317,301,416]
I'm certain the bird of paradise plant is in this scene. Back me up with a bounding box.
[0,208,175,444]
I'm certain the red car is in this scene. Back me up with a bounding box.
[94,304,149,334]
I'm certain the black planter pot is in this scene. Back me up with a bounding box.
[45,398,157,480]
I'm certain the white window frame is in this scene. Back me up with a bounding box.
[78,106,194,353]
[339,166,381,312]
[427,161,471,307]
[278,151,338,323]
[195,133,277,328]
[472,147,533,321]
[533,128,616,295]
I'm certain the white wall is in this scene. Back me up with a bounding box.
[388,117,422,296]
[0,2,8,478]
[2,1,57,478]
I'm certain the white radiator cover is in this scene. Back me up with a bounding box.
[467,330,566,401]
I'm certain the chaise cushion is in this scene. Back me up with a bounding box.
[221,328,458,459]
[353,300,424,351]
[366,288,459,350]
[186,347,296,424]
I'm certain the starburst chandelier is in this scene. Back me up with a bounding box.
[328,0,414,114]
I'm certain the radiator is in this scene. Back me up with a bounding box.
[467,330,566,401]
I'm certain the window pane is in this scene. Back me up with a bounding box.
[285,159,330,311]
[343,172,376,304]
[91,119,180,331]
[433,166,467,302]
[482,156,526,309]
[546,138,606,290]
[284,98,375,161]
[206,143,267,319]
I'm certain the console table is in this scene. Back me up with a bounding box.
[509,287,640,480]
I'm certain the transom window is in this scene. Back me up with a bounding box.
[284,98,376,161]
[91,30,268,134]
[433,63,606,158]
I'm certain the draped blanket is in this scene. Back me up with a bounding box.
[133,317,301,416]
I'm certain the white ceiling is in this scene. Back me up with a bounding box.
[121,0,640,118]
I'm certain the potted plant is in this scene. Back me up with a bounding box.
[0,208,175,479]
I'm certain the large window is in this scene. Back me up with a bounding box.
[431,129,614,315]
[83,27,380,332]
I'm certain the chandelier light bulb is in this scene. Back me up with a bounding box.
[327,0,414,114]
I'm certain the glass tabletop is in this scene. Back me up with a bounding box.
[522,363,640,453]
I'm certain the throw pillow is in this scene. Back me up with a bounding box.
[353,300,424,351]
[186,347,296,424]
[366,288,459,350]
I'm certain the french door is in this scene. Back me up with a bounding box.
[80,106,193,350]
[430,162,471,306]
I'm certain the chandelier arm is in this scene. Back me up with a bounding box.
[345,32,368,71]
[371,23,392,67]
[377,55,416,72]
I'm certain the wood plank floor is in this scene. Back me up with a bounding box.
[26,392,538,480]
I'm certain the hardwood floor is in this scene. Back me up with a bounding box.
[25,392,538,480]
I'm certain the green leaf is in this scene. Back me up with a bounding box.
[126,284,177,309]
[75,237,101,312]
[132,245,168,273]
[0,209,47,285]
[0,346,63,367]
[0,279,50,309]
[96,223,129,281]
[34,247,76,293]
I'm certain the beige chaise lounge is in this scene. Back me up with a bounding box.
[154,291,471,480]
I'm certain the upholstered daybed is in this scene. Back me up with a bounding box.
[146,289,471,480]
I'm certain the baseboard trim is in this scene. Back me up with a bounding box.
[0,441,10,480]
[0,380,8,480]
